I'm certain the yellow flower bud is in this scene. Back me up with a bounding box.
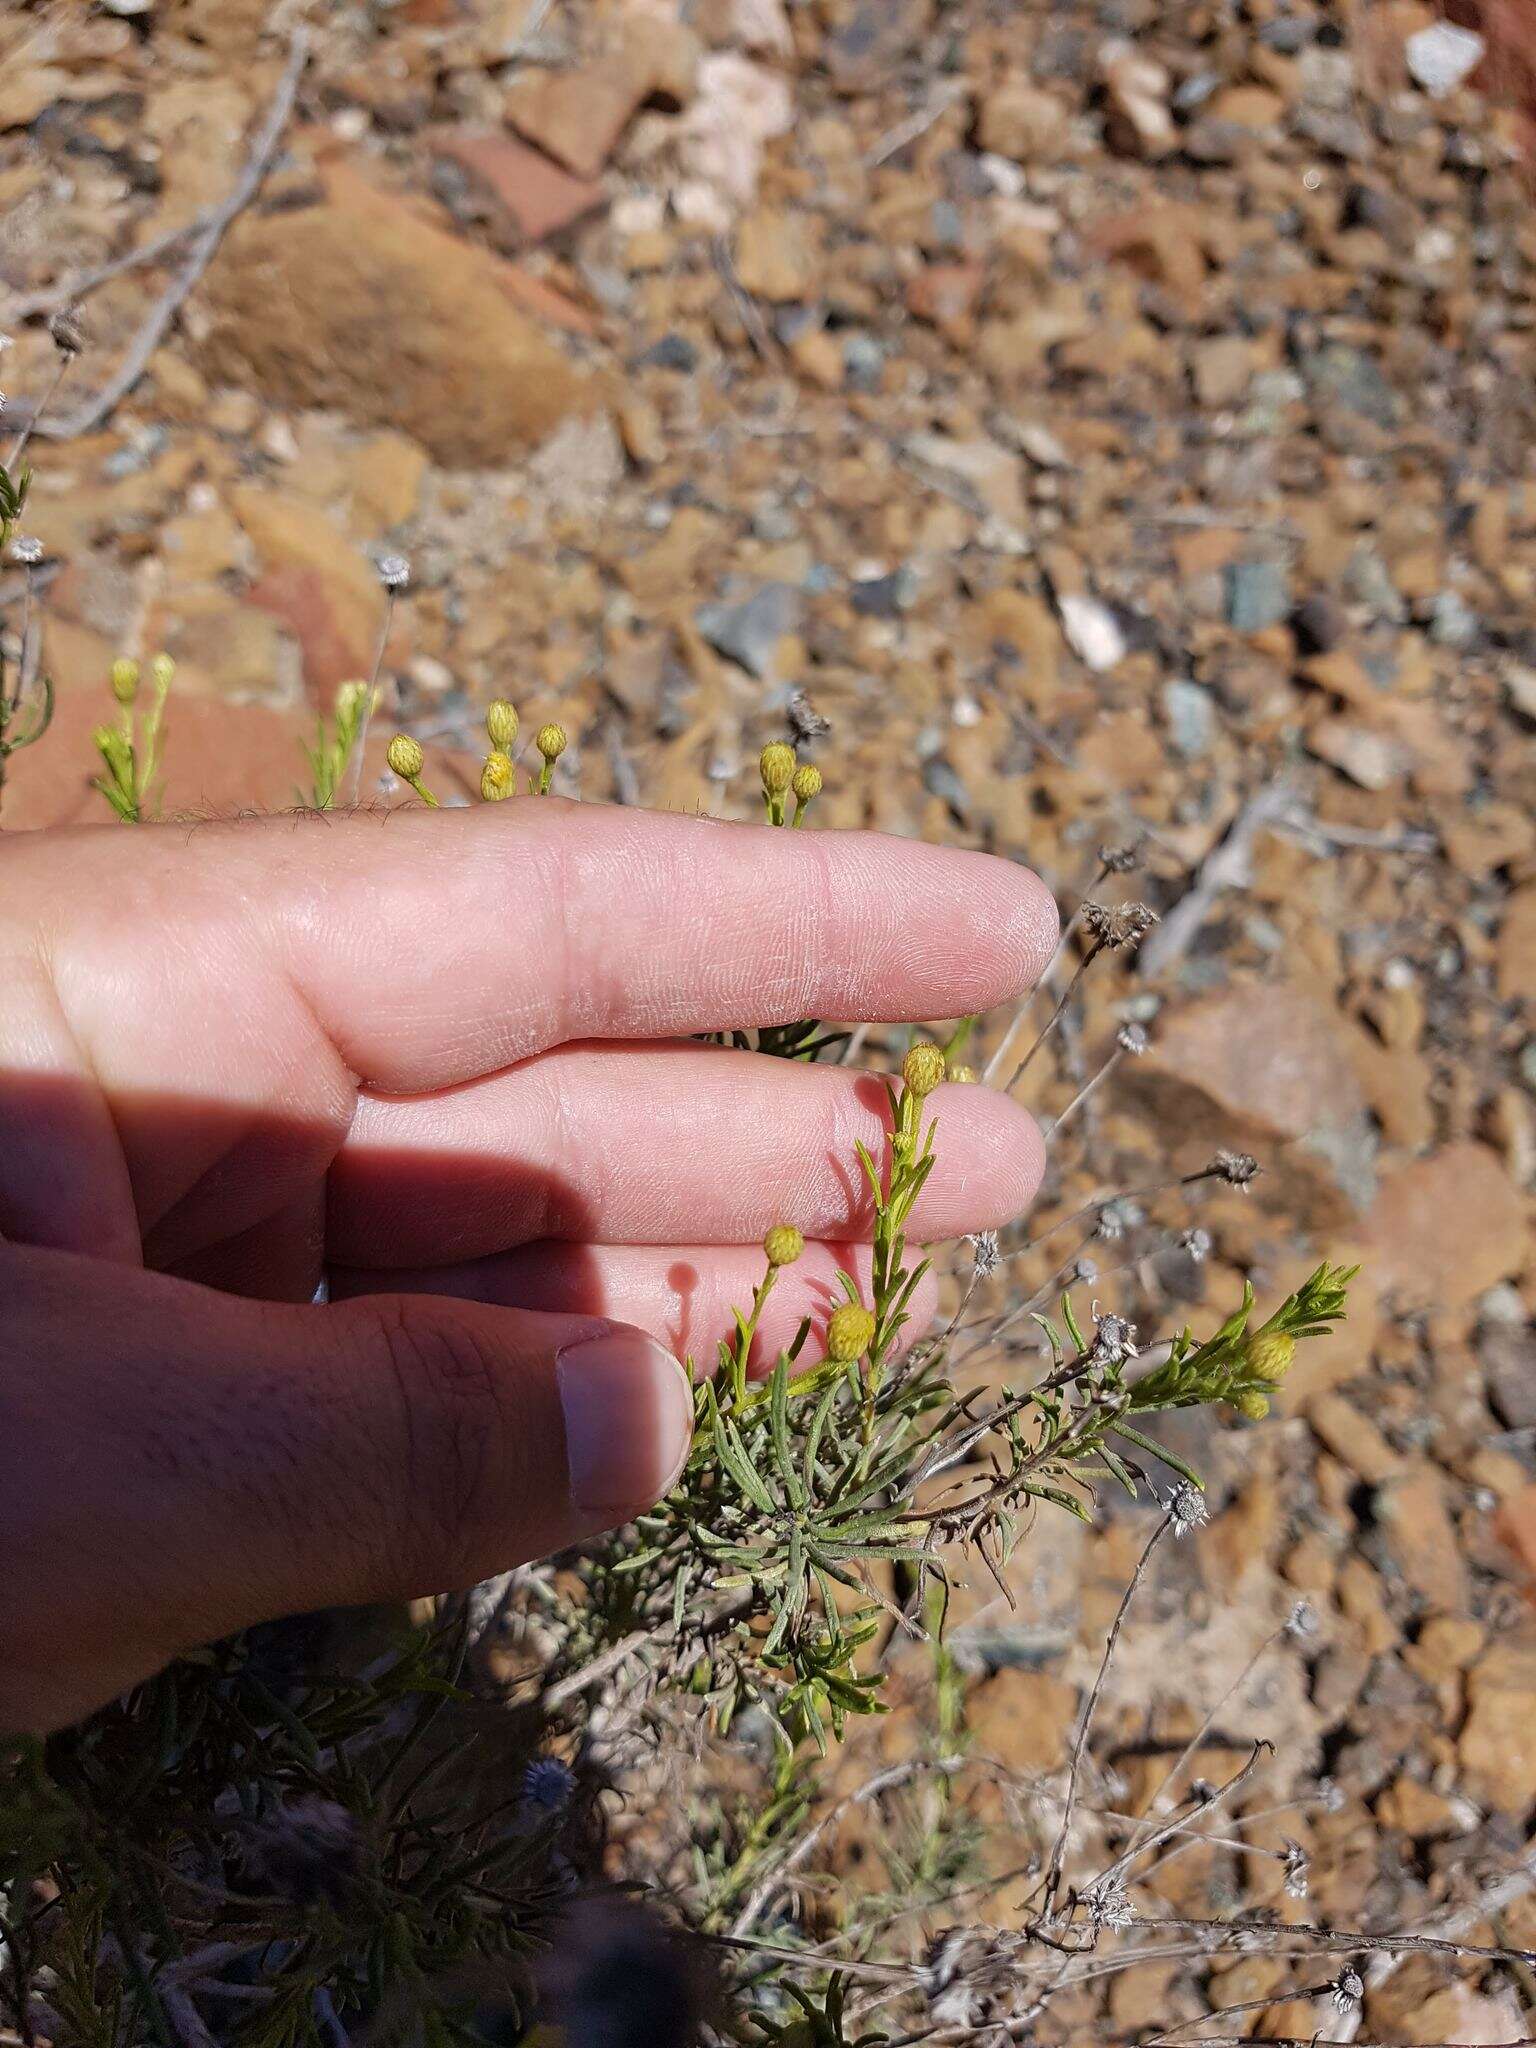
[149,653,175,691]
[948,1064,978,1084]
[1244,1330,1295,1383]
[487,699,519,750]
[536,722,567,762]
[791,762,822,804]
[1233,1388,1270,1421]
[387,734,424,781]
[826,1303,876,1363]
[110,657,140,705]
[764,1225,804,1268]
[481,750,514,801]
[901,1043,947,1099]
[760,742,796,795]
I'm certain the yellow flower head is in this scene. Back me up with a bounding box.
[1233,1388,1271,1421]
[901,1043,947,1099]
[481,750,515,801]
[763,1225,804,1268]
[760,742,796,795]
[149,653,175,692]
[387,734,424,781]
[1244,1330,1295,1383]
[536,722,567,762]
[110,657,140,706]
[948,1064,978,1084]
[826,1303,876,1363]
[487,699,519,750]
[791,763,822,804]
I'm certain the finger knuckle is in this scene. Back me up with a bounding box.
[364,1299,513,1582]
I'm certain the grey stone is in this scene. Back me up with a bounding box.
[850,568,915,617]
[695,582,802,678]
[1225,557,1290,632]
[1429,588,1480,649]
[1478,1320,1536,1431]
[1161,678,1216,758]
[1303,345,1403,430]
[1345,544,1407,623]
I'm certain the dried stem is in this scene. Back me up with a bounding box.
[1037,1506,1175,1919]
[36,29,309,443]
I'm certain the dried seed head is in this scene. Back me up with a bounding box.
[1116,1021,1150,1055]
[536,721,567,762]
[763,1224,804,1268]
[1244,1329,1296,1382]
[1091,1311,1138,1364]
[1180,1226,1212,1263]
[1083,1878,1136,1930]
[110,657,140,706]
[791,762,822,804]
[481,750,515,801]
[10,535,42,566]
[377,553,411,592]
[1287,1598,1318,1639]
[387,733,424,781]
[1082,900,1159,950]
[902,1042,947,1099]
[825,1303,877,1363]
[49,308,86,356]
[1212,1149,1261,1188]
[787,690,831,743]
[486,699,519,750]
[1332,1967,1364,2014]
[1281,1841,1310,1900]
[1169,1481,1208,1536]
[969,1230,1000,1278]
[760,741,796,795]
[1233,1387,1270,1421]
[1095,1198,1143,1242]
[1098,842,1140,873]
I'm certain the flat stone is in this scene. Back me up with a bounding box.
[505,33,688,179]
[695,582,802,678]
[431,129,606,245]
[1374,1464,1469,1615]
[1362,1143,1529,1311]
[1225,558,1290,633]
[1460,1633,1536,1814]
[1128,980,1375,1223]
[200,158,599,467]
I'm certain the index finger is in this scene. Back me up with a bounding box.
[21,801,1059,1093]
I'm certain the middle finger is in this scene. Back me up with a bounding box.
[328,1042,1043,1268]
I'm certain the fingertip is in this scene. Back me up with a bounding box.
[970,853,1061,1002]
[914,1080,1046,1236]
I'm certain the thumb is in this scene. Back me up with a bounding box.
[1,1243,693,1732]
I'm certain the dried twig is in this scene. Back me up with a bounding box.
[866,82,970,167]
[1137,780,1299,978]
[36,29,309,443]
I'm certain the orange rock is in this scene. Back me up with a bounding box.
[200,158,600,466]
[1362,1142,1529,1308]
[431,128,606,245]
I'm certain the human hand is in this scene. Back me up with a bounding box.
[0,802,1054,1731]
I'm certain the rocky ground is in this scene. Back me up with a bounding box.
[3,0,1536,2037]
